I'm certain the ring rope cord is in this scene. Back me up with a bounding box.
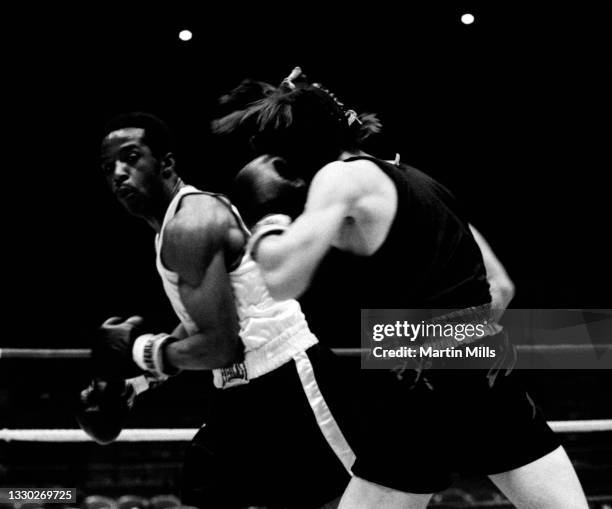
[0,345,610,359]
[0,428,201,442]
[1,419,611,442]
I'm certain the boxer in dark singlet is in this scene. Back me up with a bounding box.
[214,68,588,509]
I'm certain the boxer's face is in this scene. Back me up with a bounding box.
[100,127,165,217]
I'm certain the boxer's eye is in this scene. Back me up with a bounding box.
[125,151,140,165]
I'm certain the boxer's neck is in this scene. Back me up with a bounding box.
[145,177,186,233]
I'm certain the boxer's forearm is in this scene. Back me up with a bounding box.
[162,239,243,370]
[257,204,346,300]
[164,331,242,370]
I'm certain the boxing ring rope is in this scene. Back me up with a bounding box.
[1,347,610,440]
[1,345,610,359]
[1,419,611,443]
[0,428,200,442]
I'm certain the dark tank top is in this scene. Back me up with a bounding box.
[299,156,491,348]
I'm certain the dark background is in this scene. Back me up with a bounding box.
[1,3,611,502]
[4,2,611,344]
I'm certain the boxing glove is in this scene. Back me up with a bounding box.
[92,315,145,379]
[75,378,134,444]
[232,155,307,229]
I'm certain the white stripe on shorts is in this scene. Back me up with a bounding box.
[293,350,356,474]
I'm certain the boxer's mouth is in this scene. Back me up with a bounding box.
[116,186,137,200]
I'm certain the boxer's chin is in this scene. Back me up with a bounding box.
[119,194,146,217]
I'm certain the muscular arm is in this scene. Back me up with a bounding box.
[257,207,349,300]
[161,196,242,370]
[255,162,356,300]
[469,225,515,320]
[256,160,393,300]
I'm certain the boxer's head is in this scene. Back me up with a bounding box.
[100,112,178,218]
[213,68,381,182]
[232,155,307,228]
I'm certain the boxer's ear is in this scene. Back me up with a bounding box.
[160,152,176,178]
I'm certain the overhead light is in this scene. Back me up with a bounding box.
[461,13,475,25]
[178,29,193,42]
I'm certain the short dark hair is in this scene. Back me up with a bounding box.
[103,112,174,159]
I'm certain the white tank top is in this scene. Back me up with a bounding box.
[154,185,318,383]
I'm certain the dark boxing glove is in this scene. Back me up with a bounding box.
[76,378,134,444]
[232,155,307,229]
[92,315,145,379]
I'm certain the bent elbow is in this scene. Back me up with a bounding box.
[263,268,308,301]
[210,346,241,369]
[190,334,242,369]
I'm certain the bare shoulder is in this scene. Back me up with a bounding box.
[308,159,394,206]
[162,194,232,284]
